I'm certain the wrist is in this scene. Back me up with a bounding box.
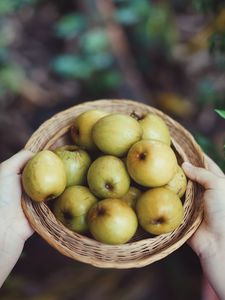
[0,230,25,288]
[0,228,25,255]
[197,238,225,300]
[1,216,34,244]
[195,234,225,263]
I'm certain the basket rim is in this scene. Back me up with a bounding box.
[22,98,205,268]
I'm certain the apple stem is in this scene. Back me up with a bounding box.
[130,111,143,121]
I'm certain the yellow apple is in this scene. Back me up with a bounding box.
[126,140,177,187]
[92,113,143,157]
[139,113,171,145]
[136,187,184,235]
[87,155,130,198]
[120,186,142,209]
[71,109,108,150]
[164,166,187,198]
[54,145,91,187]
[53,186,97,233]
[22,150,66,202]
[88,198,138,244]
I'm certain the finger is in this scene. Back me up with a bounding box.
[204,154,225,178]
[0,150,34,177]
[182,162,224,190]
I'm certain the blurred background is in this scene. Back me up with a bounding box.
[0,0,224,299]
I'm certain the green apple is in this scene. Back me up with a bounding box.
[164,166,187,198]
[92,113,143,157]
[87,155,130,198]
[71,109,108,150]
[53,186,97,233]
[136,187,184,235]
[120,186,142,209]
[22,150,66,202]
[126,140,177,187]
[88,198,138,244]
[139,113,171,145]
[54,145,91,187]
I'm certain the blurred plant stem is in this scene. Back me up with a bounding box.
[93,0,153,102]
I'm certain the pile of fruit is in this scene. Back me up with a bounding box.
[22,109,187,245]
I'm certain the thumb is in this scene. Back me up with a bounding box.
[182,161,224,190]
[0,149,34,177]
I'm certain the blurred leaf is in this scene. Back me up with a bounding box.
[114,0,151,25]
[192,0,215,13]
[0,0,15,15]
[197,79,217,104]
[0,48,8,64]
[195,133,225,169]
[209,32,225,54]
[102,70,122,88]
[86,70,122,93]
[147,7,168,37]
[88,52,114,70]
[146,5,178,49]
[215,109,225,118]
[0,84,7,96]
[115,7,139,25]
[0,65,25,92]
[129,0,151,18]
[0,0,37,15]
[0,21,16,48]
[54,13,86,39]
[15,0,37,8]
[52,55,93,79]
[80,28,108,54]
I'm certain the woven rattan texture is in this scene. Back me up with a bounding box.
[21,99,205,268]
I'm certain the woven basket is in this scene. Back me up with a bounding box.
[22,99,205,269]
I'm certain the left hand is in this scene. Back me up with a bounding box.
[0,150,34,242]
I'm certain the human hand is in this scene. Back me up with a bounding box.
[182,155,225,257]
[0,150,34,242]
[0,150,34,287]
[182,155,225,299]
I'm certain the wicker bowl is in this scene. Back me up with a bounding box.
[22,99,205,269]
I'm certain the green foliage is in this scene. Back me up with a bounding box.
[80,29,109,54]
[115,0,151,25]
[192,0,216,13]
[102,71,122,88]
[52,25,114,87]
[192,0,225,69]
[146,5,178,50]
[195,133,225,169]
[86,70,122,94]
[210,33,225,54]
[0,0,37,15]
[0,21,16,48]
[209,33,225,70]
[0,65,25,93]
[215,109,225,118]
[52,52,115,81]
[197,78,217,104]
[54,13,87,39]
[52,55,93,79]
[88,52,113,70]
[115,7,140,25]
[196,78,225,111]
